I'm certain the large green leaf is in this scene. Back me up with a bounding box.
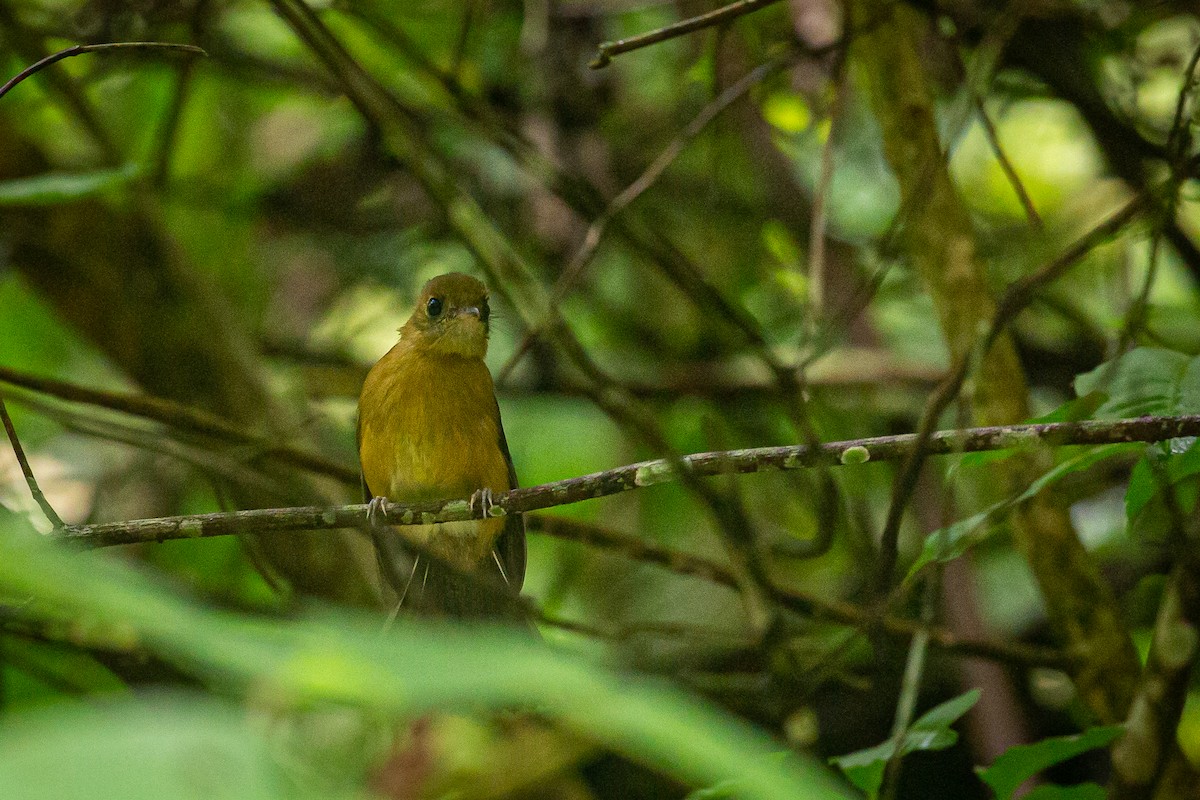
[0,695,302,800]
[976,726,1124,800]
[1074,348,1200,419]
[829,689,980,798]
[0,508,851,800]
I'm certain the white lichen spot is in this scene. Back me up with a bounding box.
[634,462,674,487]
[321,509,337,526]
[180,519,204,538]
[998,428,1041,448]
[840,446,870,465]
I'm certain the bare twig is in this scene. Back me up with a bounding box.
[974,95,1042,229]
[590,0,785,68]
[0,396,64,528]
[0,41,206,101]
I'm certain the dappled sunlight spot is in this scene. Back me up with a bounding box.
[0,450,94,532]
[951,99,1104,220]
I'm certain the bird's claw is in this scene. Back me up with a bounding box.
[366,495,389,528]
[469,488,495,518]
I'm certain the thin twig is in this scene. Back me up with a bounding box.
[1166,41,1200,160]
[882,475,952,798]
[974,95,1042,229]
[590,0,785,68]
[0,396,64,528]
[0,41,206,101]
[497,48,793,384]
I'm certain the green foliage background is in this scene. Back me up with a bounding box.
[0,0,1199,798]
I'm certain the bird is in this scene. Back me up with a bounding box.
[356,272,525,618]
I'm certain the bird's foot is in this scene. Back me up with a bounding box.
[469,487,495,518]
[366,495,389,529]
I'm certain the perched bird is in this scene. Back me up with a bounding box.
[357,273,525,617]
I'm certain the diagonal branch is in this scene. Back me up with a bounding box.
[590,0,786,68]
[0,396,63,528]
[0,41,206,101]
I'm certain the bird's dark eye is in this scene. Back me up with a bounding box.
[480,299,490,323]
[426,297,444,318]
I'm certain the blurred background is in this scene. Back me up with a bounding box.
[1,0,1200,798]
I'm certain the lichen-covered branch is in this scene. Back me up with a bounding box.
[52,413,1200,548]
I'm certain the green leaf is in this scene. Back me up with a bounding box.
[830,690,980,798]
[977,726,1124,800]
[0,508,852,800]
[1126,439,1200,523]
[1028,392,1108,425]
[1074,347,1200,419]
[0,164,140,206]
[907,445,1134,579]
[1125,453,1160,523]
[911,688,981,730]
[830,743,888,797]
[0,695,292,800]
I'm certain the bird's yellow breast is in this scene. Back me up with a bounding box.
[357,341,510,567]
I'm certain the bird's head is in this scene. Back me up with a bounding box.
[401,272,492,359]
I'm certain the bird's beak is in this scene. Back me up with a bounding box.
[460,306,482,318]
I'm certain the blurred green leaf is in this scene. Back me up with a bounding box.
[0,508,851,800]
[830,689,980,798]
[1,635,127,708]
[976,726,1124,800]
[0,695,296,800]
[0,164,140,206]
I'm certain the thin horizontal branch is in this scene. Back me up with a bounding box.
[52,414,1198,549]
[590,0,784,68]
[0,365,357,485]
[0,41,206,100]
